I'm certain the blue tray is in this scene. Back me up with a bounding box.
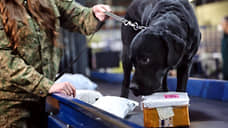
[46,94,143,128]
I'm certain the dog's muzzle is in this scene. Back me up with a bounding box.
[130,83,163,96]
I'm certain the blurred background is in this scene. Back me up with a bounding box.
[58,0,228,80]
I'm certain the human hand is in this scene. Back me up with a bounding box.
[92,4,112,22]
[48,82,76,97]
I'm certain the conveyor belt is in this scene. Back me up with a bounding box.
[96,81,228,128]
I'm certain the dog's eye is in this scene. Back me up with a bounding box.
[140,57,150,64]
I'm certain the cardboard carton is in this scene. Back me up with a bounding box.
[142,92,190,127]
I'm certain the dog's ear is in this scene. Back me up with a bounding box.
[162,30,186,68]
[129,30,146,62]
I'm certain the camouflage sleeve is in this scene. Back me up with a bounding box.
[0,24,53,98]
[56,0,100,35]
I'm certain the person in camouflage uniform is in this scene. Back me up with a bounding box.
[0,0,111,127]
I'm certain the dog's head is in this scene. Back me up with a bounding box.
[129,28,186,96]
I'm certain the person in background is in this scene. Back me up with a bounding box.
[221,16,228,80]
[0,0,111,127]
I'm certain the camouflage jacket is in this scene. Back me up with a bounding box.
[0,0,99,105]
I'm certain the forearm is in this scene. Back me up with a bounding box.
[0,50,53,98]
[56,0,99,35]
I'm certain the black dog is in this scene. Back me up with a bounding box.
[120,0,201,97]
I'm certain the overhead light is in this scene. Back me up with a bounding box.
[189,0,195,2]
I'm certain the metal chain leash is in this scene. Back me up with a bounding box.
[104,11,147,31]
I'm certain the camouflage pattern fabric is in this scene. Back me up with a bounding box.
[0,0,99,127]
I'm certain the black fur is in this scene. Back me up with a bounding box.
[120,0,201,97]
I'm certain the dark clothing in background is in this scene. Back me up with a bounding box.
[221,33,228,80]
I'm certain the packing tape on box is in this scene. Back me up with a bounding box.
[156,107,174,120]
